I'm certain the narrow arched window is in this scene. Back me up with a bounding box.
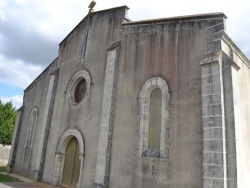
[22,107,39,173]
[148,88,162,149]
[138,77,170,158]
[27,111,37,146]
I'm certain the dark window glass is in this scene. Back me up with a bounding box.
[74,79,86,103]
[148,88,162,149]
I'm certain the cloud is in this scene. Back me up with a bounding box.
[0,0,250,97]
[1,95,23,109]
[0,21,58,66]
[1,0,250,63]
[0,55,43,88]
[0,0,86,41]
[0,0,77,68]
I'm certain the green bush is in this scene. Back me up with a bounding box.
[0,100,17,145]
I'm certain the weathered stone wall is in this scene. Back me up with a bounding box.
[0,144,11,166]
[107,14,226,188]
[42,7,128,187]
[12,58,59,179]
[229,45,250,188]
[221,35,250,188]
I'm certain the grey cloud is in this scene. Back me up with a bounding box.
[0,21,58,66]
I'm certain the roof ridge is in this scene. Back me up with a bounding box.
[123,12,227,25]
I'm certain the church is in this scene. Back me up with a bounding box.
[7,4,250,188]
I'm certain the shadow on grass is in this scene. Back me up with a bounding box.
[0,166,7,172]
[0,174,21,182]
[0,166,22,182]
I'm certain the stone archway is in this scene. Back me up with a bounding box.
[53,128,84,188]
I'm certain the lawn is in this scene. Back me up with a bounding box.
[0,174,22,182]
[0,166,7,172]
[0,166,21,182]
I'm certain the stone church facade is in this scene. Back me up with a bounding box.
[7,6,250,188]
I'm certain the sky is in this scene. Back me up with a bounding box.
[0,0,250,109]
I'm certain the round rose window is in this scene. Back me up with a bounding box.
[74,79,87,103]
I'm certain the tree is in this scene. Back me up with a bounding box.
[0,100,17,145]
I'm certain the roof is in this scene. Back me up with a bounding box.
[123,12,227,25]
[59,5,129,46]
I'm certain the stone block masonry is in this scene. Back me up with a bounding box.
[7,106,24,173]
[94,42,121,188]
[0,144,11,166]
[200,52,227,188]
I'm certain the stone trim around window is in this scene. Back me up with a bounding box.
[66,69,91,108]
[138,77,170,158]
[26,107,39,147]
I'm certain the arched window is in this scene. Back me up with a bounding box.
[26,110,38,147]
[138,77,170,158]
[22,107,39,174]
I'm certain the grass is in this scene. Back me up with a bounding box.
[0,174,22,182]
[0,166,7,172]
[0,166,22,182]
